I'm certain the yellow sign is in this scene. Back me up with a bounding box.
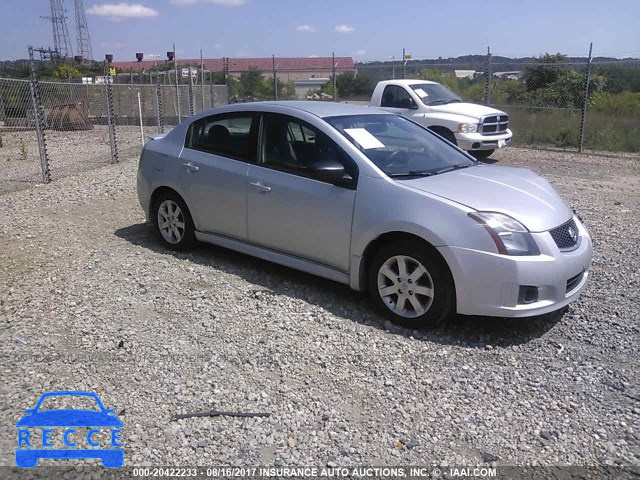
[404,54,412,59]
[109,67,116,76]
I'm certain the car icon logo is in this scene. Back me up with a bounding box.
[15,391,123,468]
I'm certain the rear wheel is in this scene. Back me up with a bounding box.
[153,192,196,251]
[470,149,495,160]
[368,240,454,327]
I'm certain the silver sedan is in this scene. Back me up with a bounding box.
[136,101,592,326]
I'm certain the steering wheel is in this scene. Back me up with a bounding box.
[381,149,411,169]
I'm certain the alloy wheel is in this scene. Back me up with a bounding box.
[157,199,186,244]
[377,255,434,318]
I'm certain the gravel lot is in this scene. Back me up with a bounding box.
[0,147,638,473]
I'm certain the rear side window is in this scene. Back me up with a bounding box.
[186,114,255,161]
[381,85,413,108]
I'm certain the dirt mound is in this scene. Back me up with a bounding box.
[47,103,93,131]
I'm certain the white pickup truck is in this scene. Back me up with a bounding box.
[370,79,512,158]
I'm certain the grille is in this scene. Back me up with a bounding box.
[480,114,509,135]
[566,270,585,293]
[550,218,580,250]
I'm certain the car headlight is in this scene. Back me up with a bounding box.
[468,212,540,256]
[457,123,478,133]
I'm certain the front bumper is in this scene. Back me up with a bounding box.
[437,218,593,318]
[455,129,513,151]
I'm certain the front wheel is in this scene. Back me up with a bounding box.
[368,240,454,327]
[470,149,495,160]
[153,192,196,251]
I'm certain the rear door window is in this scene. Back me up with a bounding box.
[186,114,256,161]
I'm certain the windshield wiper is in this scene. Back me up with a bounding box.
[428,99,462,105]
[387,170,435,178]
[432,163,472,175]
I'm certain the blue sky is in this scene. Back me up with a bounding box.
[1,0,639,61]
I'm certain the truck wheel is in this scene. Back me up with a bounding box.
[470,149,495,160]
[429,127,457,146]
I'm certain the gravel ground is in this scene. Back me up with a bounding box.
[0,147,638,472]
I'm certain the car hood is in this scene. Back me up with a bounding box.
[16,410,123,427]
[402,165,572,232]
[427,102,505,119]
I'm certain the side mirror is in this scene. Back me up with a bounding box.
[309,159,349,185]
[398,97,418,109]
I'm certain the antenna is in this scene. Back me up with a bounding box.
[74,0,93,60]
[41,0,73,59]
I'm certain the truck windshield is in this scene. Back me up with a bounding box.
[410,83,462,106]
[326,114,476,178]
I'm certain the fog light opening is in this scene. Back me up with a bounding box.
[518,286,539,304]
[472,142,481,149]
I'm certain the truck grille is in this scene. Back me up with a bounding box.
[480,114,509,135]
[549,218,580,251]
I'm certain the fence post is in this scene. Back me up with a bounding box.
[200,49,205,112]
[105,65,119,163]
[28,46,51,183]
[155,83,164,134]
[188,67,195,116]
[273,54,278,101]
[578,42,593,153]
[223,57,230,104]
[332,52,337,102]
[402,48,406,79]
[209,73,215,108]
[485,46,492,106]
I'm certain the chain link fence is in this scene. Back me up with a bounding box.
[0,74,229,193]
[356,53,639,154]
[0,79,43,191]
[1,47,637,194]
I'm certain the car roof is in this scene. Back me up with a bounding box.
[377,79,438,86]
[204,101,387,118]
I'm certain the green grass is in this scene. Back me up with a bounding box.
[499,107,640,153]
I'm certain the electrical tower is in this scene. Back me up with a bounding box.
[74,0,93,60]
[42,0,73,59]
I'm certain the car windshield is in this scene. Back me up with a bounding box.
[37,395,101,412]
[325,114,475,178]
[410,83,462,106]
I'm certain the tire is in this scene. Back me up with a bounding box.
[153,192,196,251]
[430,127,457,146]
[470,149,495,160]
[367,239,455,328]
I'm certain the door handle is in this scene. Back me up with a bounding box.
[182,162,199,172]
[250,181,271,192]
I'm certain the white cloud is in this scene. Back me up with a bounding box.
[296,24,316,32]
[355,49,366,55]
[169,0,247,5]
[214,43,223,49]
[334,24,355,33]
[87,3,159,19]
[308,55,319,58]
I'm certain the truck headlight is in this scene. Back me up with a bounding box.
[468,212,540,256]
[457,123,478,133]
